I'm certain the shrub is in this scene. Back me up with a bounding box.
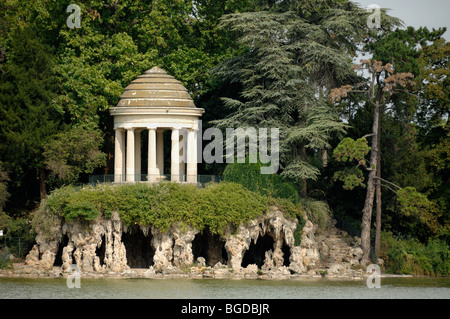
[223,157,301,203]
[380,231,450,276]
[34,181,301,237]
[63,201,99,221]
[0,210,36,259]
[0,251,12,269]
[223,157,321,234]
[196,182,268,234]
[299,198,332,229]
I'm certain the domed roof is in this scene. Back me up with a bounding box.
[116,67,196,108]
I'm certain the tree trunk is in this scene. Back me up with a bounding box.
[321,149,328,168]
[39,167,47,200]
[374,118,382,260]
[360,100,380,265]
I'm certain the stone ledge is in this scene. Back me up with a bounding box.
[2,262,370,281]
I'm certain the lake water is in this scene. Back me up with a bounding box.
[1,276,449,299]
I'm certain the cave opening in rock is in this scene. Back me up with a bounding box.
[95,235,106,266]
[282,240,291,267]
[192,229,228,266]
[122,226,154,268]
[53,234,69,267]
[241,234,275,268]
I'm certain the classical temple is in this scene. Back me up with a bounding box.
[109,67,204,183]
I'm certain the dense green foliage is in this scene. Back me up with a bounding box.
[223,157,301,203]
[0,162,9,210]
[328,26,449,249]
[223,158,330,228]
[33,182,303,236]
[0,26,61,200]
[43,125,107,184]
[0,0,448,273]
[380,232,449,276]
[211,2,361,192]
[0,0,256,208]
[332,137,371,190]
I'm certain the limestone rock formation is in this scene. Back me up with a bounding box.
[24,206,362,278]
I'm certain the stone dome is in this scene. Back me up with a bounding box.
[116,66,195,108]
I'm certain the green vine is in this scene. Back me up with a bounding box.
[33,182,304,238]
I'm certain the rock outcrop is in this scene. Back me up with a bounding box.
[315,219,363,276]
[26,212,128,273]
[24,206,363,278]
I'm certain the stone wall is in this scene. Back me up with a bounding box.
[24,207,363,278]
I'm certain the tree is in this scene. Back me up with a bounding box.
[0,0,256,210]
[331,59,416,264]
[417,36,449,129]
[0,26,62,201]
[43,125,107,184]
[422,124,450,240]
[0,162,9,211]
[211,0,381,196]
[46,0,257,127]
[331,25,449,261]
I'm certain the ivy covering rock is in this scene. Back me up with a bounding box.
[33,182,303,237]
[23,181,367,278]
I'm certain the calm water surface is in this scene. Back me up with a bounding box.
[1,277,449,299]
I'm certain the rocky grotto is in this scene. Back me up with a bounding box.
[21,206,365,279]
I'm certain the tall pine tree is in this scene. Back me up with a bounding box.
[211,0,380,196]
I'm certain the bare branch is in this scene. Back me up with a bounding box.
[374,181,399,194]
[373,176,402,189]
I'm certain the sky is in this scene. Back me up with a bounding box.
[354,0,449,40]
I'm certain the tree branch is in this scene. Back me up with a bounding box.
[373,176,402,190]
[374,180,399,194]
[394,88,420,98]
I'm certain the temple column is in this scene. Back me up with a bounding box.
[179,130,186,181]
[148,128,157,182]
[186,128,197,184]
[126,128,135,182]
[171,128,180,182]
[114,128,125,183]
[135,129,141,181]
[156,129,164,177]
